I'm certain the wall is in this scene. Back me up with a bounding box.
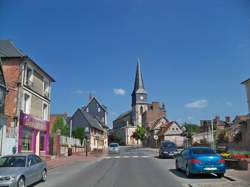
[2,59,21,127]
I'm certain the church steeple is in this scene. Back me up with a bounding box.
[132,59,147,94]
[132,59,148,107]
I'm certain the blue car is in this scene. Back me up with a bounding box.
[175,147,226,178]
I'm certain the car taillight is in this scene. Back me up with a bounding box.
[191,159,201,164]
[218,159,225,164]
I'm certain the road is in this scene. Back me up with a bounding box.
[35,146,241,187]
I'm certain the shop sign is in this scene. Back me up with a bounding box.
[21,113,48,131]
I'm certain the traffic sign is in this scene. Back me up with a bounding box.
[154,135,158,140]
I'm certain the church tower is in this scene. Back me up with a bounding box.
[131,60,148,126]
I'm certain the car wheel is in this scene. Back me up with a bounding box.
[185,165,192,178]
[175,160,180,171]
[17,177,25,187]
[41,169,47,182]
[217,173,224,178]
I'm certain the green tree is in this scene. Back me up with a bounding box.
[131,126,146,144]
[52,117,69,136]
[72,127,85,145]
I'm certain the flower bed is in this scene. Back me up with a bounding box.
[229,151,250,160]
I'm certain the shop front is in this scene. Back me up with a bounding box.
[18,112,50,155]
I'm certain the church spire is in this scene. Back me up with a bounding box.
[133,58,146,94]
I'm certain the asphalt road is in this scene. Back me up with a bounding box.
[35,146,238,187]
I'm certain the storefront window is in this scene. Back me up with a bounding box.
[40,132,45,151]
[22,127,33,151]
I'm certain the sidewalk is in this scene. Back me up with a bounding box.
[45,152,106,170]
[225,162,250,185]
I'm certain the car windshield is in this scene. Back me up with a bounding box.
[161,142,176,148]
[0,156,26,167]
[192,148,215,155]
[109,143,119,148]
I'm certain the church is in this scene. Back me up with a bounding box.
[112,61,166,145]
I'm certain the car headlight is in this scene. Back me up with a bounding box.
[3,176,16,182]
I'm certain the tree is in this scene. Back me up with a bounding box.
[52,117,69,136]
[131,126,146,144]
[72,127,85,145]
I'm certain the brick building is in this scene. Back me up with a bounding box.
[0,40,55,156]
[0,60,7,155]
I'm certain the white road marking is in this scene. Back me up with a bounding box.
[104,155,152,159]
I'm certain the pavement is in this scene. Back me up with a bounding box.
[34,146,250,187]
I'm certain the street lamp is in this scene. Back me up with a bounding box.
[84,127,90,157]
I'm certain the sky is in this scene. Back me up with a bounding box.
[1,0,250,127]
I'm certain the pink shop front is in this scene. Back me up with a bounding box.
[18,112,50,156]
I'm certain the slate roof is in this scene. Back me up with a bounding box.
[86,97,107,112]
[114,110,132,121]
[132,60,147,94]
[0,40,25,57]
[79,109,104,131]
[0,40,55,82]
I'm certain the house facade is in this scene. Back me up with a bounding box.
[0,40,55,156]
[0,60,7,155]
[71,97,108,150]
[71,109,108,151]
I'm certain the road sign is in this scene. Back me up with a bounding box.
[154,135,158,140]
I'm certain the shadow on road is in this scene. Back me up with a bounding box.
[169,169,220,180]
[154,156,175,160]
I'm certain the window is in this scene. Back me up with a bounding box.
[34,155,42,163]
[27,155,37,166]
[43,79,50,97]
[86,107,89,112]
[43,103,48,120]
[23,93,31,114]
[97,107,101,112]
[25,66,33,87]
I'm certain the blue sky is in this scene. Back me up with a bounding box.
[1,0,250,126]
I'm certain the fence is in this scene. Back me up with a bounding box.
[60,136,82,146]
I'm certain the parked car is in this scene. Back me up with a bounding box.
[0,153,47,187]
[159,141,178,158]
[175,147,226,178]
[108,143,120,154]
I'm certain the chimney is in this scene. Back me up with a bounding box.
[225,116,231,123]
[152,102,160,111]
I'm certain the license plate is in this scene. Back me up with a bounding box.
[204,168,217,171]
